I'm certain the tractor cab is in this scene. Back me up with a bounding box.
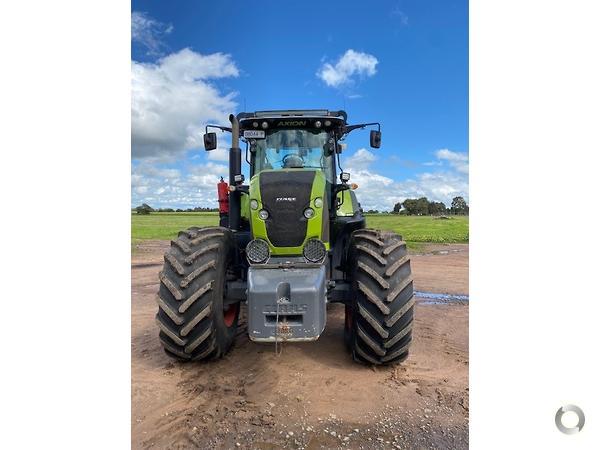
[240,112,341,183]
[204,110,381,232]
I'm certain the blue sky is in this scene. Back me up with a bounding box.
[131,0,468,211]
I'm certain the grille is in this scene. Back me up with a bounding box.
[259,171,315,247]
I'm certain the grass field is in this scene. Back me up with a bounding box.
[365,214,469,244]
[132,212,468,251]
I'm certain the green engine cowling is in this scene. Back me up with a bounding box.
[248,169,329,256]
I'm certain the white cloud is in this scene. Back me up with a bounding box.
[132,144,468,210]
[435,148,469,174]
[132,48,239,160]
[131,11,172,56]
[131,162,228,208]
[344,169,397,211]
[390,7,409,26]
[343,149,402,210]
[206,146,230,162]
[340,147,469,211]
[132,146,468,210]
[344,148,377,170]
[394,172,469,205]
[316,49,378,88]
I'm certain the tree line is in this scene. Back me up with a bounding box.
[134,203,219,214]
[391,196,469,216]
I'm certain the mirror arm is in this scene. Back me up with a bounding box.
[343,122,380,134]
[333,183,350,195]
[333,183,350,211]
[205,124,232,133]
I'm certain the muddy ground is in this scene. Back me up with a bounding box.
[132,242,469,449]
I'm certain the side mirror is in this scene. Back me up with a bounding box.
[203,132,217,151]
[370,130,381,149]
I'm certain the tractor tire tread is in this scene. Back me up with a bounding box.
[157,226,239,362]
[346,228,414,365]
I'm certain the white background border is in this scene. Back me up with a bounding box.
[1,0,599,447]
[471,0,599,447]
[1,1,131,447]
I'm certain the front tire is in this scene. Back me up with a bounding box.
[156,227,240,361]
[345,229,414,365]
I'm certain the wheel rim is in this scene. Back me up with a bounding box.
[223,303,239,327]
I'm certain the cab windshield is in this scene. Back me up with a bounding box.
[251,129,334,182]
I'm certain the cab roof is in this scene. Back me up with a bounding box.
[238,109,347,123]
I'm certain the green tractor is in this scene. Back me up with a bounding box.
[156,110,414,365]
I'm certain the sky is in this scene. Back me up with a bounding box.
[131,0,468,211]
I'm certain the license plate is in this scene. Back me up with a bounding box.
[243,130,265,139]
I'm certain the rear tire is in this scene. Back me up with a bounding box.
[345,229,414,365]
[156,227,240,361]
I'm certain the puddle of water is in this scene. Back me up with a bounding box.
[414,290,469,305]
[413,248,466,256]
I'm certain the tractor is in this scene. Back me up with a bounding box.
[156,110,414,365]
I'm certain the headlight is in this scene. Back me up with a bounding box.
[258,209,269,220]
[303,207,315,219]
[250,199,259,210]
[246,239,270,264]
[314,197,323,208]
[303,239,326,263]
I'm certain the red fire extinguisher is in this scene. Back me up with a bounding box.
[217,176,229,227]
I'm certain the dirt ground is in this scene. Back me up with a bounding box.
[132,242,469,449]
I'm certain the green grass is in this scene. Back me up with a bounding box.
[131,212,468,251]
[365,215,469,246]
[132,212,219,241]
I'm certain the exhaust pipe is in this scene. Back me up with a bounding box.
[230,114,240,149]
[228,114,241,231]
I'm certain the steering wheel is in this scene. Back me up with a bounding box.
[282,153,305,168]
